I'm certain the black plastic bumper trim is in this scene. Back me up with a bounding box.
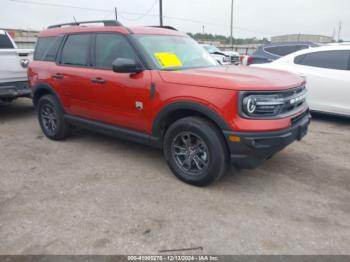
[0,81,31,98]
[223,111,311,169]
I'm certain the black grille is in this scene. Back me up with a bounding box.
[230,56,239,64]
[278,86,307,115]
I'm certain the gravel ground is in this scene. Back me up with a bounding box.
[0,99,349,255]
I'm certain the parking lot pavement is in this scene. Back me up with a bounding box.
[0,98,349,255]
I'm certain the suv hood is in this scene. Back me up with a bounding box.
[159,66,304,91]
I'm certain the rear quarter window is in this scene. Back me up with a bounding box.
[34,36,63,61]
[294,50,350,70]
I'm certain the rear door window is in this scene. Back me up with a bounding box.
[294,50,350,70]
[60,34,91,66]
[94,33,137,69]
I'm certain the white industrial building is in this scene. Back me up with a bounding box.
[271,34,334,43]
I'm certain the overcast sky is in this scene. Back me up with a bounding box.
[1,0,350,40]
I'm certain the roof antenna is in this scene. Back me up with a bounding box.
[73,16,77,23]
[114,7,118,20]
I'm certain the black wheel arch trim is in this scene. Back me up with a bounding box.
[32,83,62,108]
[152,101,231,138]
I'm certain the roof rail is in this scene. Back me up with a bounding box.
[48,20,123,29]
[149,26,177,31]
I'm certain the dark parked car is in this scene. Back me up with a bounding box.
[243,42,319,65]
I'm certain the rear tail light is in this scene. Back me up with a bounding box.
[247,56,254,65]
[240,55,254,65]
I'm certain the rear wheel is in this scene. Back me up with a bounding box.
[37,94,71,140]
[163,117,229,186]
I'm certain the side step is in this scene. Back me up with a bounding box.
[64,115,161,148]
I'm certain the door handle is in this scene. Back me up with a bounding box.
[91,78,106,84]
[52,73,64,79]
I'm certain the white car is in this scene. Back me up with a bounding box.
[201,44,231,65]
[223,50,240,64]
[252,45,350,117]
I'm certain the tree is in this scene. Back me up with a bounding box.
[187,32,270,45]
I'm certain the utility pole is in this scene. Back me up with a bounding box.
[202,25,205,34]
[338,21,342,42]
[230,0,234,48]
[159,0,163,26]
[114,7,118,20]
[332,27,336,41]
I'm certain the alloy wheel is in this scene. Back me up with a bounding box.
[40,103,58,135]
[171,131,209,175]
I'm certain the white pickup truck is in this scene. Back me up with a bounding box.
[0,30,33,102]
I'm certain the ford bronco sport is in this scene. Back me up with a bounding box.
[28,20,311,186]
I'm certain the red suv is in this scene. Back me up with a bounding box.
[28,20,311,186]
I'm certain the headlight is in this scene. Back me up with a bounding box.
[242,94,283,116]
[240,86,307,118]
[243,96,257,114]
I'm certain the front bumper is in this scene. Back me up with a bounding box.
[0,81,31,98]
[223,110,311,169]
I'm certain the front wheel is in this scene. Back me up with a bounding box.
[163,117,229,186]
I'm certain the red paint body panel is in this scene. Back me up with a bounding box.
[29,62,153,132]
[159,66,305,91]
[29,25,308,135]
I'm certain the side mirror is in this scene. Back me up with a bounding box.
[112,58,143,74]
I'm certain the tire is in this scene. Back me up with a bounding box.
[37,94,71,140]
[163,116,229,186]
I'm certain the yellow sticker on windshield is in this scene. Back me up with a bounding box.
[154,52,183,68]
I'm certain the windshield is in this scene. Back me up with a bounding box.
[135,35,218,70]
